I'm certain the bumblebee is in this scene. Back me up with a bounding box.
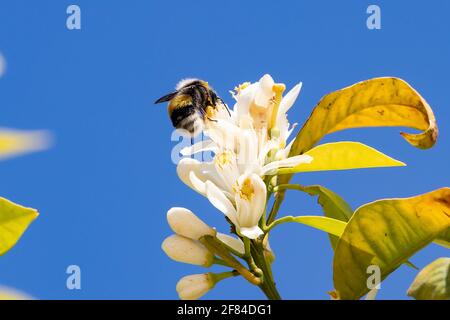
[155,79,229,136]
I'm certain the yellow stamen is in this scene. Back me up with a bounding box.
[238,177,254,201]
[214,151,233,169]
[234,82,251,94]
[269,83,286,136]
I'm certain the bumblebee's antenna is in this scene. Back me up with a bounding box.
[218,97,232,117]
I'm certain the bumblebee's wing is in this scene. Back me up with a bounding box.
[154,91,178,104]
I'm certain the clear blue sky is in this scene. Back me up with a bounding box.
[0,0,448,299]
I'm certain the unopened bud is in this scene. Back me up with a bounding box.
[162,235,214,267]
[167,207,215,240]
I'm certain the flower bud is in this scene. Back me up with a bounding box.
[216,232,245,255]
[167,207,215,240]
[176,273,215,300]
[161,235,214,267]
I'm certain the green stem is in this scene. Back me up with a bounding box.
[267,189,285,225]
[273,183,305,193]
[210,270,239,284]
[213,257,230,267]
[200,235,261,286]
[243,237,262,275]
[267,183,306,225]
[265,215,296,232]
[251,241,281,300]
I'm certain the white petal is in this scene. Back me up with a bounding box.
[277,83,302,139]
[248,173,267,225]
[216,233,245,255]
[177,158,201,191]
[205,181,238,226]
[260,154,313,176]
[180,140,218,156]
[233,84,257,117]
[177,158,228,196]
[235,173,266,230]
[237,129,259,174]
[281,138,295,157]
[189,171,207,195]
[214,151,240,193]
[205,119,240,151]
[254,74,275,107]
[279,82,302,116]
[235,196,253,227]
[240,226,264,239]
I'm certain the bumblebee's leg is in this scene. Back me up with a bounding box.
[200,106,218,122]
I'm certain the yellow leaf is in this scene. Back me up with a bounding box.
[0,197,39,256]
[272,215,347,238]
[333,188,450,300]
[0,286,32,300]
[276,77,438,220]
[293,216,346,238]
[0,129,51,160]
[290,77,438,156]
[407,257,450,300]
[434,228,450,249]
[279,142,405,174]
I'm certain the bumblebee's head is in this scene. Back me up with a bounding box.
[175,78,208,91]
[154,78,211,104]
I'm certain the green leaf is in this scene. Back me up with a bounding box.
[407,257,450,300]
[333,188,450,300]
[0,197,39,256]
[290,77,438,157]
[279,142,405,174]
[300,185,352,249]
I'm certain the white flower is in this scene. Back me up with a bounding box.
[206,172,266,239]
[232,74,275,130]
[175,75,313,239]
[167,207,215,240]
[178,148,312,198]
[161,235,214,267]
